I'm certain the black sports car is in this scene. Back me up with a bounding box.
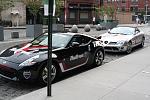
[0,33,104,84]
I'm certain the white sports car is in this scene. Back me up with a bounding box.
[98,26,145,53]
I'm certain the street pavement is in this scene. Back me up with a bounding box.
[13,42,150,100]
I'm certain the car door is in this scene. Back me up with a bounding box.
[134,28,143,45]
[65,35,90,70]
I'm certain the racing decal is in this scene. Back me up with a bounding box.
[88,45,91,51]
[23,71,31,79]
[59,57,89,72]
[52,53,57,58]
[70,54,84,61]
[92,41,102,47]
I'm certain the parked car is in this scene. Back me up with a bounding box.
[0,33,104,84]
[97,26,145,54]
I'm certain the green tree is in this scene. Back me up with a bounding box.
[0,0,14,24]
[95,6,105,20]
[22,0,42,24]
[106,6,115,20]
[96,5,115,21]
[55,0,62,17]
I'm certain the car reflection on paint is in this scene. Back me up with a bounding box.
[0,32,105,85]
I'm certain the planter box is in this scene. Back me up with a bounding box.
[11,31,19,38]
[0,26,4,41]
[26,24,43,38]
[52,24,64,32]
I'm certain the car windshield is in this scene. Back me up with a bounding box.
[110,27,135,35]
[31,33,72,48]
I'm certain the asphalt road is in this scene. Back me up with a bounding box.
[0,28,150,100]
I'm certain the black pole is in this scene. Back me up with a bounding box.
[47,0,53,96]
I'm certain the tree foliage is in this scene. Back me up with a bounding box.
[22,0,42,24]
[55,0,62,17]
[96,5,115,20]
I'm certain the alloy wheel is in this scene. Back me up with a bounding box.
[95,50,103,66]
[42,65,56,84]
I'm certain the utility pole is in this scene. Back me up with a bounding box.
[47,0,53,96]
[145,0,148,22]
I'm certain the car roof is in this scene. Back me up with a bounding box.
[44,32,97,40]
[116,26,137,29]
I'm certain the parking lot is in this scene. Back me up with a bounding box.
[0,24,150,100]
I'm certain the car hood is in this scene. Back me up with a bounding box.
[100,33,133,42]
[0,43,57,64]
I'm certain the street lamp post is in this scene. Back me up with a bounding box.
[146,4,148,22]
[47,0,53,96]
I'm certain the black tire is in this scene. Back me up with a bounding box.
[93,49,104,66]
[39,63,61,85]
[126,42,132,54]
[139,38,145,48]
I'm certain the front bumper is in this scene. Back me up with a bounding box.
[0,59,39,82]
[104,45,128,52]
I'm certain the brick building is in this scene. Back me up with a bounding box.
[103,0,150,23]
[61,0,101,24]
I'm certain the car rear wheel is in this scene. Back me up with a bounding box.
[39,63,61,85]
[93,49,104,66]
[126,42,132,54]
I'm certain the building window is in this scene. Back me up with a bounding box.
[107,0,111,3]
[80,12,88,19]
[122,0,126,3]
[122,7,125,12]
[70,12,75,18]
[131,0,138,3]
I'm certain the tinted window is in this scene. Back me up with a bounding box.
[69,35,91,46]
[31,33,72,48]
[110,27,135,35]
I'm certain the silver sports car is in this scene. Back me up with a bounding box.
[98,26,145,53]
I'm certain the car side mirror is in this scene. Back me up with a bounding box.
[134,30,139,35]
[108,29,111,33]
[71,42,80,47]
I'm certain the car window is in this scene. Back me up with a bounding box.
[31,33,72,48]
[82,36,91,44]
[69,35,91,46]
[110,27,135,35]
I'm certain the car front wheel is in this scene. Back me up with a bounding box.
[126,42,132,54]
[39,63,61,85]
[93,49,104,66]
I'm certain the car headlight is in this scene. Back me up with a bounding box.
[0,49,6,55]
[19,55,40,67]
[117,41,126,45]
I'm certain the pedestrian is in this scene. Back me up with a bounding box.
[93,17,95,25]
[136,16,140,26]
[57,17,60,24]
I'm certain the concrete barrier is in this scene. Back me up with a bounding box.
[84,24,91,32]
[11,31,19,38]
[0,26,4,41]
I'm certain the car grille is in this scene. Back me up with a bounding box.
[104,47,119,51]
[109,42,117,45]
[0,64,16,78]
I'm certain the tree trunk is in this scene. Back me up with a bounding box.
[33,15,37,24]
[0,12,2,25]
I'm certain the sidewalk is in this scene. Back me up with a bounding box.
[13,46,150,100]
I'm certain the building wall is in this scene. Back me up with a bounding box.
[103,0,150,24]
[65,0,98,24]
[1,2,26,26]
[116,12,133,24]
